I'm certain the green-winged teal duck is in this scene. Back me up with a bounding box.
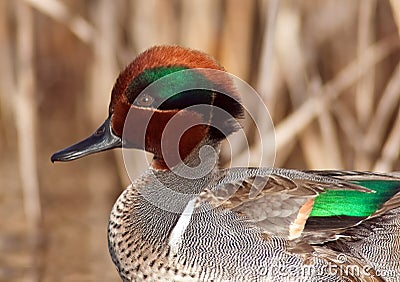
[52,46,400,281]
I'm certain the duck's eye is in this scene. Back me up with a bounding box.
[136,94,154,107]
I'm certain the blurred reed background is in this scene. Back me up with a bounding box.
[1,0,400,281]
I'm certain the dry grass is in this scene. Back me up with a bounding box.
[0,0,400,281]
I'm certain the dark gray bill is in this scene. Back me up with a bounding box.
[51,117,122,162]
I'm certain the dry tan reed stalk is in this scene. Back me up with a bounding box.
[239,0,280,167]
[257,0,280,103]
[24,0,96,45]
[180,0,219,54]
[332,100,364,154]
[317,109,344,169]
[218,0,258,165]
[308,74,344,169]
[220,0,254,80]
[374,107,400,171]
[0,1,15,146]
[15,1,41,281]
[16,0,41,233]
[130,0,178,52]
[275,2,304,106]
[89,1,118,124]
[237,0,288,167]
[390,0,400,36]
[354,0,377,170]
[356,0,376,127]
[363,62,400,169]
[273,139,296,167]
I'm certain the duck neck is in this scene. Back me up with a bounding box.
[151,131,221,174]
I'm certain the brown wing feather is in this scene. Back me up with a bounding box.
[199,168,399,242]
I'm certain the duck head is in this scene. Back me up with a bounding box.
[51,46,243,169]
